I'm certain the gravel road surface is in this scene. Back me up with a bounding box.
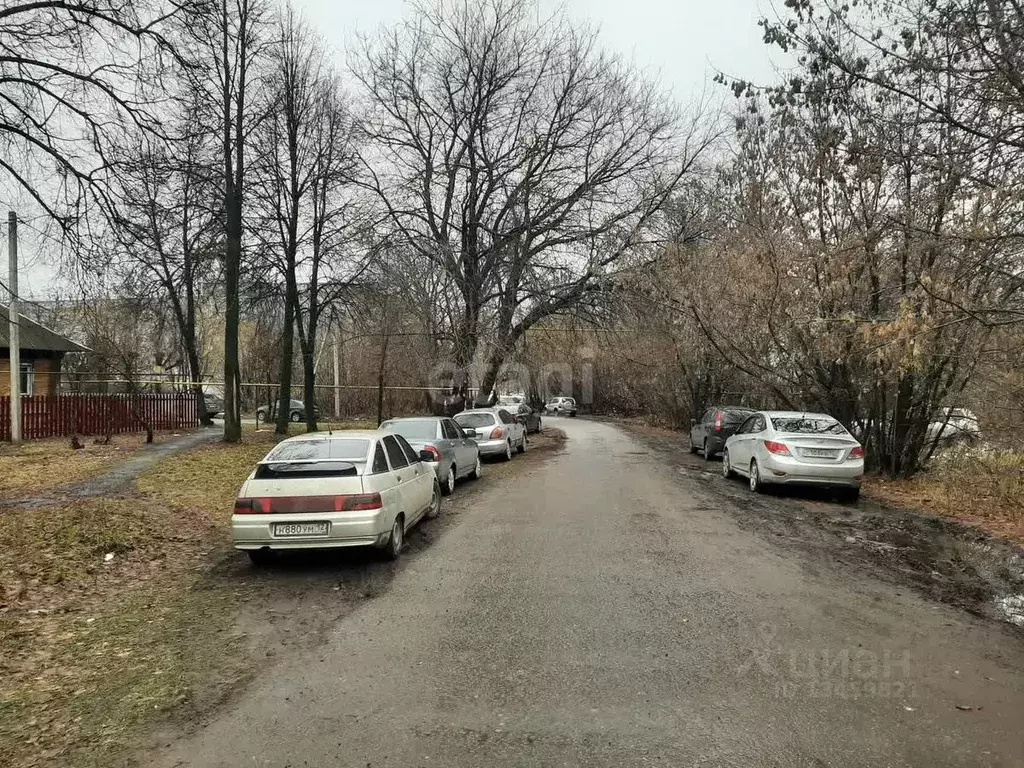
[149,417,1024,767]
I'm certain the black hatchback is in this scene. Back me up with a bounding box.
[689,406,754,459]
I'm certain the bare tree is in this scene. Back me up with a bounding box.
[353,0,714,402]
[106,95,221,426]
[0,0,180,230]
[251,4,320,435]
[183,0,269,442]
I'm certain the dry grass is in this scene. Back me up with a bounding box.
[0,432,194,499]
[0,436,259,767]
[866,448,1024,547]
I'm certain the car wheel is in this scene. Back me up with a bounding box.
[503,440,513,461]
[442,466,456,496]
[689,435,699,454]
[470,453,482,480]
[703,440,714,460]
[722,449,734,478]
[517,434,526,454]
[426,481,442,518]
[749,459,764,494]
[383,515,404,560]
[247,549,275,567]
[843,487,861,503]
[290,411,301,423]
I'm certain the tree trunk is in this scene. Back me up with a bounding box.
[275,286,296,436]
[222,193,242,443]
[375,332,390,426]
[302,344,317,432]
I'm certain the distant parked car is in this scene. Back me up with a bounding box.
[379,416,481,495]
[545,396,577,416]
[689,406,755,460]
[256,398,321,424]
[453,407,527,461]
[926,407,980,446]
[232,430,440,565]
[722,411,865,501]
[513,403,542,434]
[498,393,526,406]
[202,390,224,419]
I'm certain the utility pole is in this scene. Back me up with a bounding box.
[8,211,21,444]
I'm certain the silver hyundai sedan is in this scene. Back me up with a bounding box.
[722,411,865,500]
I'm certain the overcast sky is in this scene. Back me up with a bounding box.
[299,0,784,101]
[17,0,785,300]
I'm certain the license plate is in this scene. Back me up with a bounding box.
[803,449,837,458]
[273,522,330,537]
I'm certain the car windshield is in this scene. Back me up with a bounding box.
[265,438,369,462]
[771,417,848,435]
[722,409,753,424]
[380,420,438,440]
[254,461,359,479]
[454,412,496,428]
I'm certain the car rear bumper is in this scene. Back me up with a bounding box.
[760,455,864,487]
[705,434,728,454]
[232,511,390,550]
[476,438,509,456]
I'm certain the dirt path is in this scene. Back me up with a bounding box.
[3,427,220,507]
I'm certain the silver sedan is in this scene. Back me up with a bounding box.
[453,408,527,461]
[722,411,865,501]
[379,416,482,495]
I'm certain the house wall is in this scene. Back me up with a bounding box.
[0,353,62,397]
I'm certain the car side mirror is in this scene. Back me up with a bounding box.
[418,449,435,462]
[463,428,477,437]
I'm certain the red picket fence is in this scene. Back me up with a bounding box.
[0,393,198,441]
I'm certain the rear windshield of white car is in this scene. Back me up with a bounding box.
[454,412,496,428]
[254,461,360,479]
[265,438,370,462]
[380,420,437,440]
[771,418,848,435]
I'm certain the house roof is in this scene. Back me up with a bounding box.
[0,305,89,353]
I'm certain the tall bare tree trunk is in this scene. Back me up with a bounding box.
[275,284,296,435]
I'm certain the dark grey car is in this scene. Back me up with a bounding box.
[689,406,754,460]
[256,398,322,424]
[513,404,542,434]
[379,416,481,495]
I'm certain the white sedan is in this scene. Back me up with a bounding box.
[722,411,865,501]
[232,430,440,565]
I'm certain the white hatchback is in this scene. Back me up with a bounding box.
[232,430,440,565]
[722,411,865,501]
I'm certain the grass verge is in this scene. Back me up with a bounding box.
[865,448,1024,547]
[0,432,194,499]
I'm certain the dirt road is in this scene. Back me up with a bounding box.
[148,417,1024,767]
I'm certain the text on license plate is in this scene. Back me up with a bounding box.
[803,449,837,458]
[273,522,330,537]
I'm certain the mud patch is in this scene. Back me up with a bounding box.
[620,420,1024,633]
